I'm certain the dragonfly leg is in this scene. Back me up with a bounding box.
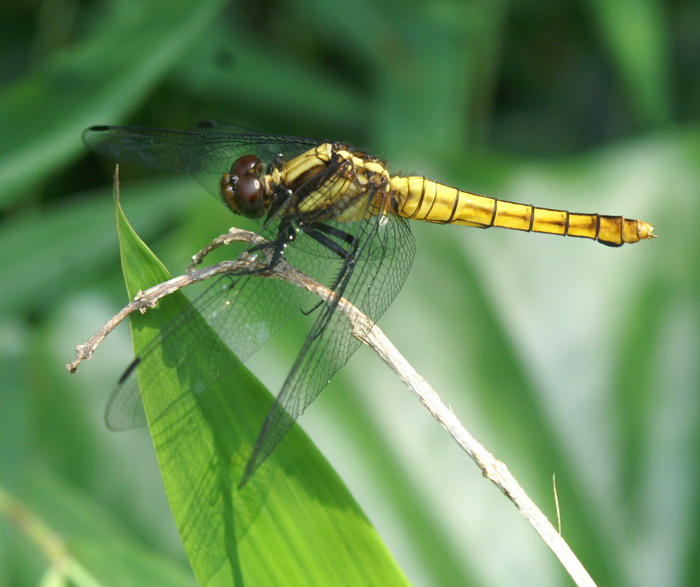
[305,222,359,261]
[298,222,360,318]
[242,222,297,274]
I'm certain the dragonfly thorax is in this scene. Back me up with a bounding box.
[268,143,393,223]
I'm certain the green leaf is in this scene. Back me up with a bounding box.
[115,190,407,585]
[584,0,673,126]
[0,177,194,313]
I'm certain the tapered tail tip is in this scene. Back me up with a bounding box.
[639,221,656,240]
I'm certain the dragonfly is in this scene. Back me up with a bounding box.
[83,121,655,485]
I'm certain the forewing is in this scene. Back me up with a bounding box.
[82,123,321,183]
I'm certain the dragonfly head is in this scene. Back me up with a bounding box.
[221,154,268,219]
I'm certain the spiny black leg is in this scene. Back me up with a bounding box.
[244,222,296,274]
[308,222,359,250]
[300,223,360,317]
[305,229,353,262]
[304,224,358,292]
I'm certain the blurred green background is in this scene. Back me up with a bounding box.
[0,0,698,585]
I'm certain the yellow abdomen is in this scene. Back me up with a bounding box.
[390,176,654,247]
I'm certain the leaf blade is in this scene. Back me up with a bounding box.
[115,189,408,585]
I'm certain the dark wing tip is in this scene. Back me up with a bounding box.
[82,125,117,148]
[82,125,104,140]
[118,357,141,385]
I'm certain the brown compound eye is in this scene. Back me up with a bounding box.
[234,174,264,218]
[220,173,236,209]
[232,154,263,177]
[221,155,267,218]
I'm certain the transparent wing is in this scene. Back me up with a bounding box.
[82,122,322,177]
[240,205,415,485]
[105,262,306,431]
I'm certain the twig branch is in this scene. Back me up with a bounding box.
[66,228,265,373]
[359,323,594,586]
[67,226,595,586]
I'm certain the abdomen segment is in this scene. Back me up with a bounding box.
[390,176,655,247]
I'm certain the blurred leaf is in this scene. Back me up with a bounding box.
[2,468,194,586]
[170,20,364,132]
[585,0,673,126]
[0,177,194,313]
[0,0,228,206]
[0,319,31,493]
